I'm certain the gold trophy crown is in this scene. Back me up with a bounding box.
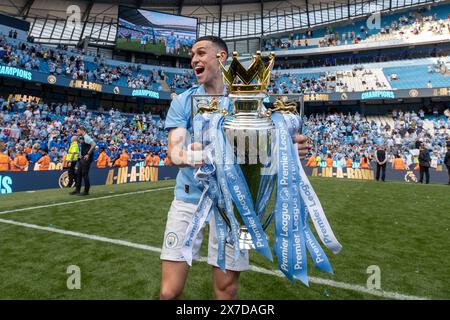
[217,51,276,94]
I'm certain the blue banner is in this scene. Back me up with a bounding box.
[0,165,178,194]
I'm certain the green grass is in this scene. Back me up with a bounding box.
[0,178,449,299]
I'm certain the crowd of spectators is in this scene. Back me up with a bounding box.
[0,96,170,171]
[303,109,450,170]
[269,65,390,94]
[2,93,449,174]
[263,7,450,51]
[0,33,194,92]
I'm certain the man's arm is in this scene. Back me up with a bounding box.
[374,151,380,164]
[84,140,96,160]
[381,152,387,165]
[167,127,202,168]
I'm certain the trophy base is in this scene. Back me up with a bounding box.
[238,227,255,250]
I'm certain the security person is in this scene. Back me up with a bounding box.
[66,136,79,188]
[71,126,96,196]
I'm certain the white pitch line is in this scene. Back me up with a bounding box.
[0,217,429,300]
[0,186,175,216]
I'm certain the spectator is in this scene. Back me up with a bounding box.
[37,149,51,170]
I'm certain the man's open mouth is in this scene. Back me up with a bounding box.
[194,66,205,76]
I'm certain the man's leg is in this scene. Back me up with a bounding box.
[68,161,76,187]
[381,163,386,182]
[207,214,249,300]
[160,199,203,299]
[73,161,82,193]
[376,164,381,181]
[160,261,189,300]
[81,160,92,194]
[212,267,240,300]
[447,165,450,184]
[419,167,424,183]
[425,167,430,184]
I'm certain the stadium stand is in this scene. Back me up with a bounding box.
[303,109,450,169]
[0,96,169,171]
[263,3,450,51]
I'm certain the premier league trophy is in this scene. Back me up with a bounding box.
[183,51,342,285]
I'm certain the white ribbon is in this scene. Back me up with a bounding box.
[295,144,343,255]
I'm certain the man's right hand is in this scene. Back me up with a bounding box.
[186,142,204,167]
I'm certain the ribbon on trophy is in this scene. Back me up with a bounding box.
[270,111,341,285]
[182,109,272,271]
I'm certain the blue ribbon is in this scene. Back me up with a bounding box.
[272,112,307,284]
[271,112,334,285]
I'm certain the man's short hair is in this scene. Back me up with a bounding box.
[195,36,228,57]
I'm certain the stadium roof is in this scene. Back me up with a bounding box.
[84,0,292,6]
[0,0,443,45]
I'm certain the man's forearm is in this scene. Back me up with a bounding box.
[87,142,96,156]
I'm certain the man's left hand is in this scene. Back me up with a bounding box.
[293,134,309,160]
[83,155,89,160]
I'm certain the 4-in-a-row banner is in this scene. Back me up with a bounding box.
[0,165,178,195]
[302,165,449,184]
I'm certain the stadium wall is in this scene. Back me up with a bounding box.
[302,165,449,184]
[1,164,448,195]
[1,67,449,102]
[0,165,178,194]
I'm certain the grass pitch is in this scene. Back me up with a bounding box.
[0,178,449,300]
[116,39,190,57]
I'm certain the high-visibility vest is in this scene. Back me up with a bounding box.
[393,158,406,170]
[0,153,11,171]
[346,159,353,168]
[66,142,79,162]
[145,155,152,166]
[37,155,51,170]
[152,156,160,166]
[97,152,110,168]
[119,153,129,167]
[12,155,28,171]
[306,156,316,167]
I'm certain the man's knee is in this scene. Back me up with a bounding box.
[214,275,238,300]
[215,281,238,299]
[160,285,183,300]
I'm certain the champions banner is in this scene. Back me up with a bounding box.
[0,67,448,101]
[0,165,178,194]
